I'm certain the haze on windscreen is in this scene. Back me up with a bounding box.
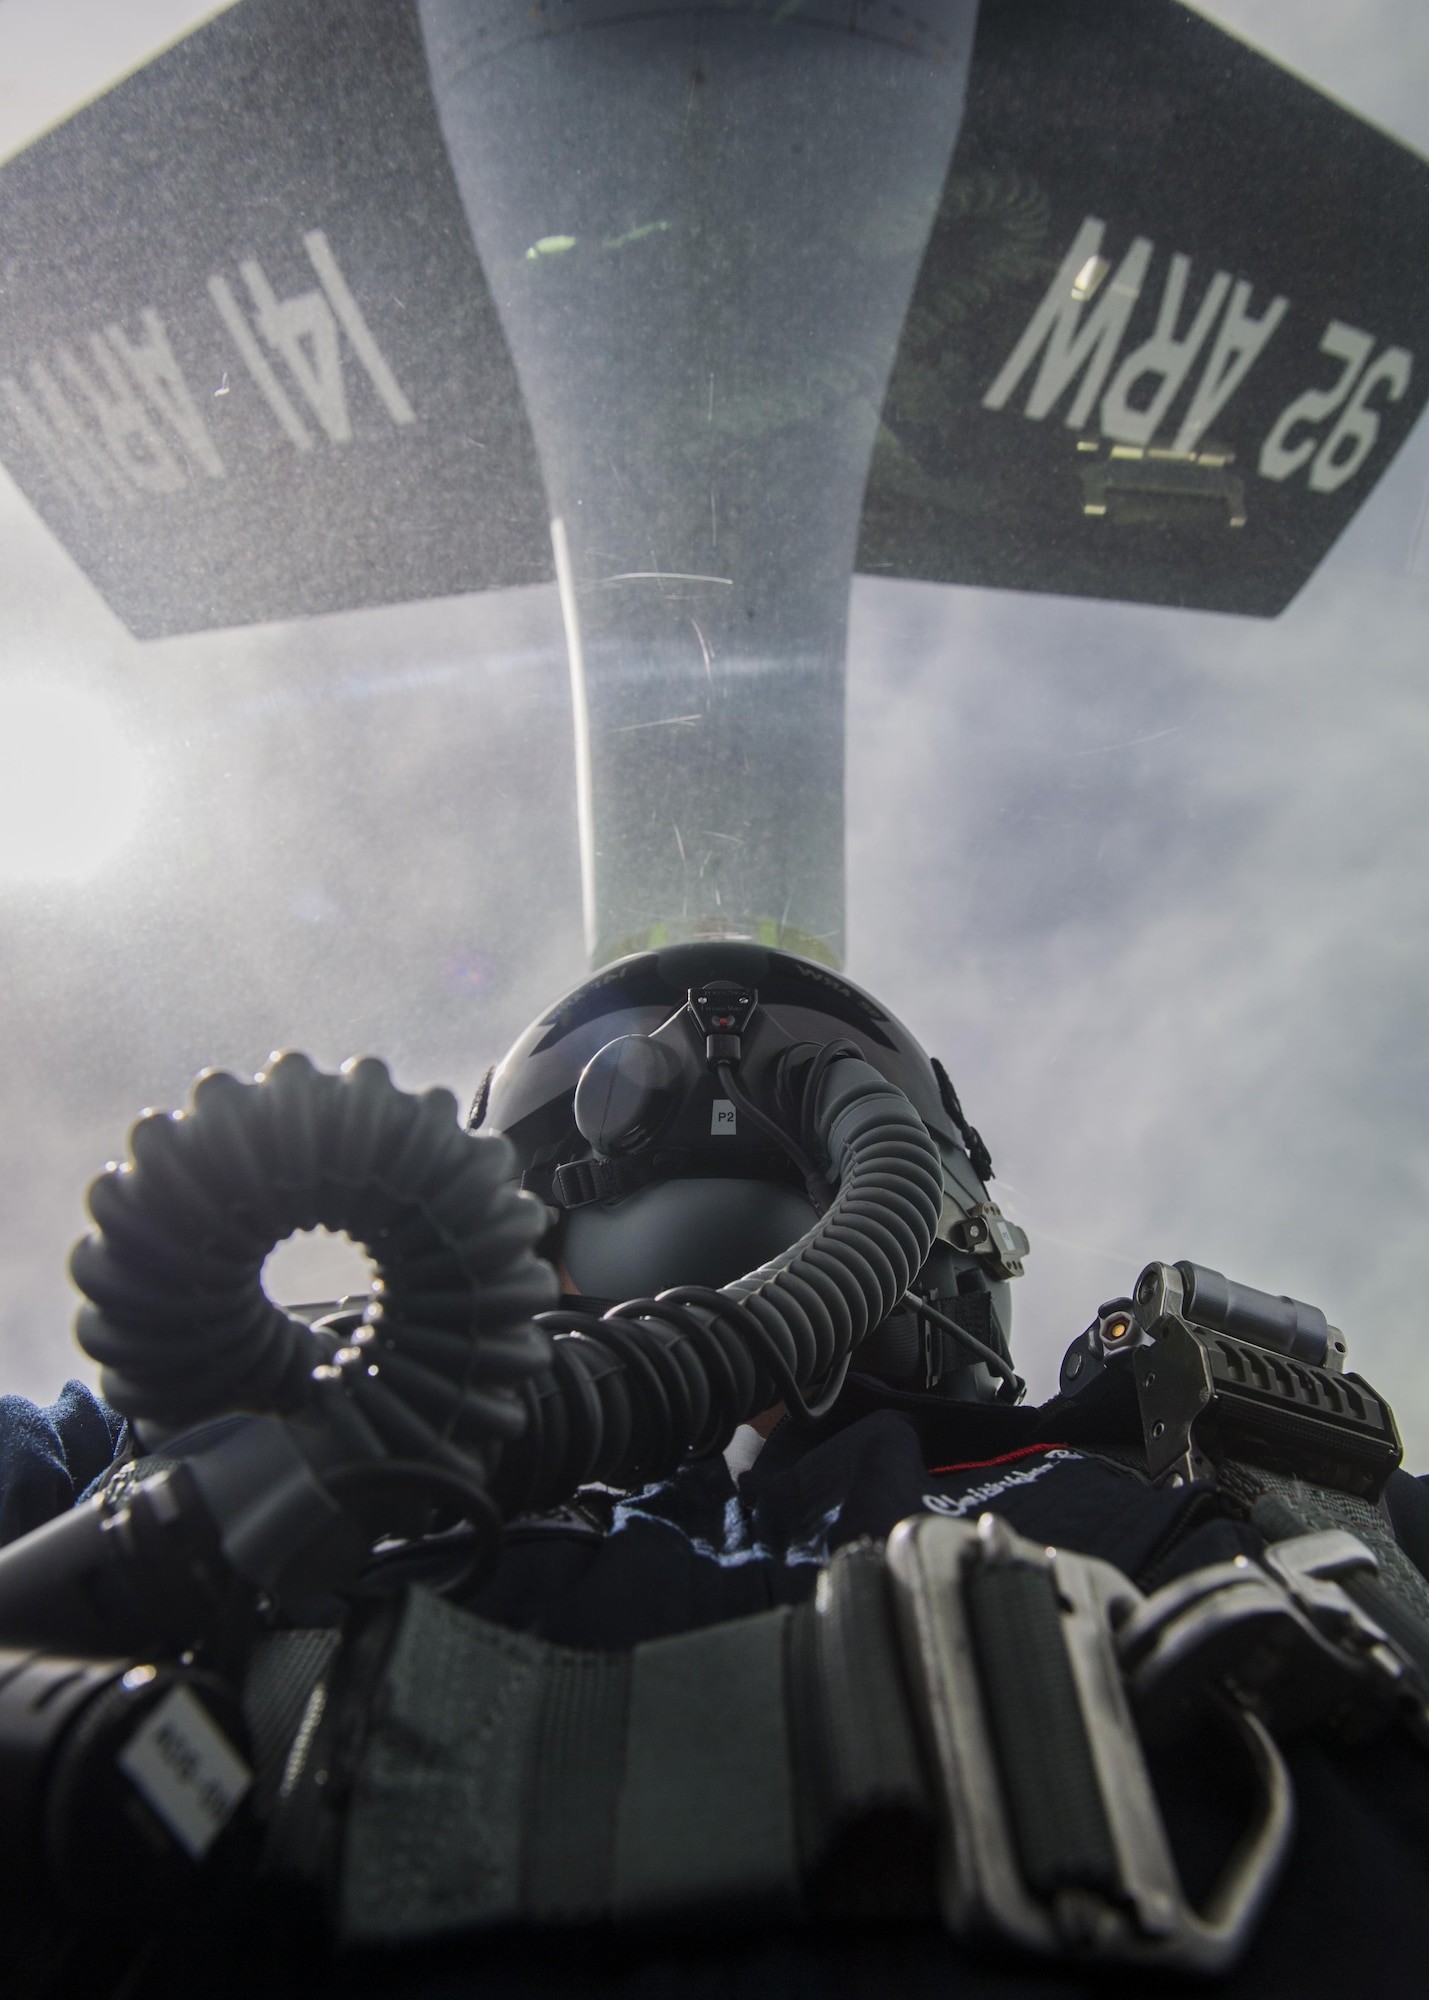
[0,0,1427,1469]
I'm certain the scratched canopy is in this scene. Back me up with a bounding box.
[0,0,1425,646]
[1,0,1429,1453]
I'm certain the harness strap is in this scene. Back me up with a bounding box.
[615,1611,797,1922]
[255,1513,1429,1972]
[311,1541,925,1945]
[525,1642,630,1920]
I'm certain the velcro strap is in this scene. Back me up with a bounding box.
[329,1543,930,1945]
[964,1560,1119,1899]
[614,1611,797,1922]
[241,1627,340,1825]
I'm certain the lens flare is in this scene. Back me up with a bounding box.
[0,681,147,883]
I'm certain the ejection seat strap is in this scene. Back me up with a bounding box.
[614,1612,796,1921]
[262,1512,1429,1973]
[300,1542,929,1946]
[340,1600,617,1939]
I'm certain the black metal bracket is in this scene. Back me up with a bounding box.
[1133,1319,1402,1499]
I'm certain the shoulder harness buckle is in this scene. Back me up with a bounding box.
[886,1511,1293,1975]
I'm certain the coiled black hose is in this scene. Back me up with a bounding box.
[486,1054,944,1512]
[71,1050,943,1529]
[71,1053,557,1488]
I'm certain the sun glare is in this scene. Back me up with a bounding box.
[0,681,147,884]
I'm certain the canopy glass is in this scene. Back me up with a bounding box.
[1,0,1426,1459]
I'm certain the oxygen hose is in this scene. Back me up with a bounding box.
[70,1053,557,1466]
[497,1051,944,1510]
[69,1049,943,1538]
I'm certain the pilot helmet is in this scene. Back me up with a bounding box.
[477,942,1026,1403]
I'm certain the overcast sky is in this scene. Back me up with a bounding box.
[847,415,1429,1436]
[2,0,1428,1465]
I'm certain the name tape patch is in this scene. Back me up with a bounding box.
[118,1683,252,1860]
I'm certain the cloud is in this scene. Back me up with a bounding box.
[847,410,1429,1459]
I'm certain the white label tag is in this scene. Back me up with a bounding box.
[118,1683,252,1860]
[711,1098,737,1136]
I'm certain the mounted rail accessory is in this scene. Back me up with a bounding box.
[1057,1258,1402,1500]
